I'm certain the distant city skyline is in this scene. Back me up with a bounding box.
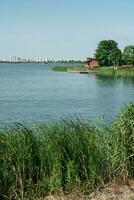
[8,56,48,62]
[0,0,134,60]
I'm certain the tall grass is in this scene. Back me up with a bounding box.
[96,67,134,76]
[52,66,134,77]
[0,104,134,199]
[52,66,68,72]
[52,66,86,72]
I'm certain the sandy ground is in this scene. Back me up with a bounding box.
[44,182,134,200]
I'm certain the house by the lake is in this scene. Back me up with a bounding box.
[85,58,99,69]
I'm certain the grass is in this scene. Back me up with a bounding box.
[96,67,134,77]
[0,104,134,199]
[52,66,68,72]
[67,66,86,72]
[52,66,134,77]
[52,66,86,72]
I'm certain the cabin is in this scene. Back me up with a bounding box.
[85,58,99,69]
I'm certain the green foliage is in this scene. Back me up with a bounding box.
[123,45,134,66]
[0,104,134,199]
[95,40,122,66]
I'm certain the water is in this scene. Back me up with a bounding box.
[0,63,134,124]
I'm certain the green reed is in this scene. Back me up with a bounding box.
[52,66,85,72]
[52,66,68,72]
[0,104,134,199]
[96,67,134,76]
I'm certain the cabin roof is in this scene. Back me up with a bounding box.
[86,57,97,61]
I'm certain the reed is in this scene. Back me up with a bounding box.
[96,67,134,76]
[52,66,68,72]
[0,104,134,199]
[52,66,85,72]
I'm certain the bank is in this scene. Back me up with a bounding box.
[52,65,134,77]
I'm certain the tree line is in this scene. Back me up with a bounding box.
[95,40,134,67]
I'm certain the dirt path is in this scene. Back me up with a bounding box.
[44,182,134,200]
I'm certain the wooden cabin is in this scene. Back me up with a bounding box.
[85,58,99,69]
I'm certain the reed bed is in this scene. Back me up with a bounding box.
[0,104,134,199]
[53,66,134,77]
[96,67,134,76]
[52,66,85,72]
[52,66,68,72]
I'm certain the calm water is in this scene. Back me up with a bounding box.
[0,63,134,124]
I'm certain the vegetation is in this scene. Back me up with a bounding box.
[96,67,134,76]
[95,40,122,66]
[52,66,68,72]
[67,66,86,72]
[52,60,84,64]
[94,39,134,68]
[0,104,134,199]
[52,65,134,77]
[52,66,86,72]
[123,45,134,66]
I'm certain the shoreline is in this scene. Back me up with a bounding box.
[52,65,134,77]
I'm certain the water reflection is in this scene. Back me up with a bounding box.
[96,74,134,87]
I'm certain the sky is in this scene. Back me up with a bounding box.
[0,0,134,60]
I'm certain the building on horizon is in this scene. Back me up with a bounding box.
[9,56,49,63]
[85,58,99,69]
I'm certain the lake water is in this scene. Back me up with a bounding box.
[0,63,134,124]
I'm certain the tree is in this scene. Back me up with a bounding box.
[95,40,122,66]
[123,45,134,66]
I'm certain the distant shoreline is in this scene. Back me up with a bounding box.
[0,61,51,64]
[0,61,48,64]
[52,65,134,77]
[0,61,84,64]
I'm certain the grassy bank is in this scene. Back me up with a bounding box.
[52,66,134,77]
[52,66,86,72]
[0,104,134,199]
[96,67,134,76]
[52,66,68,72]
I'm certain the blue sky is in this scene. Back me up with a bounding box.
[0,0,134,60]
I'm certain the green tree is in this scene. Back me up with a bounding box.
[95,40,122,66]
[123,45,134,66]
